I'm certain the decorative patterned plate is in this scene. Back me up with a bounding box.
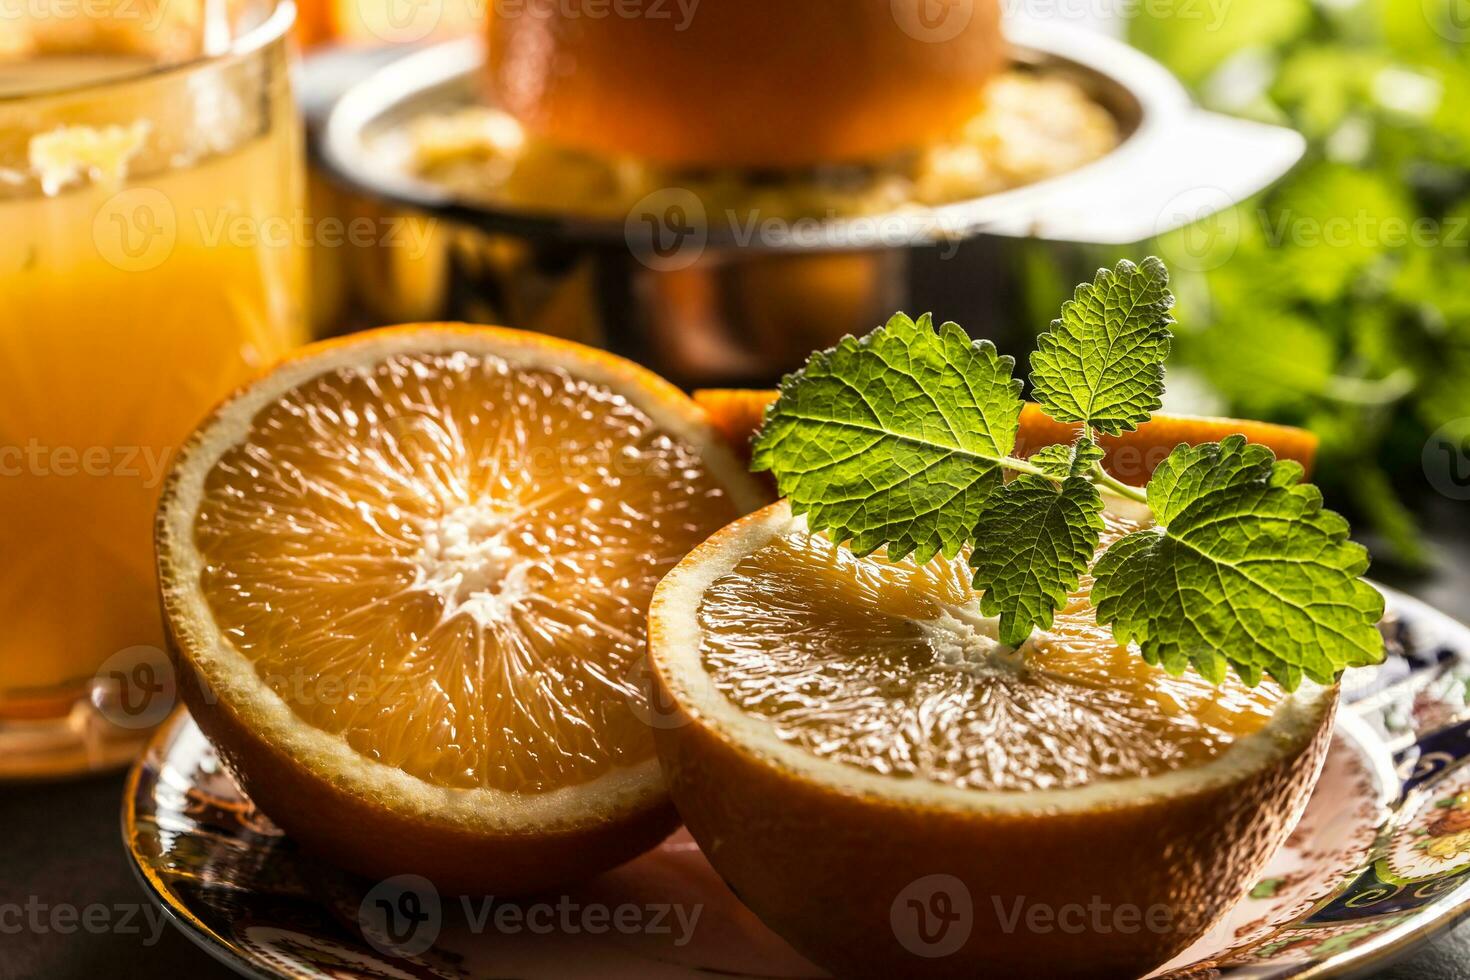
[124,585,1470,979]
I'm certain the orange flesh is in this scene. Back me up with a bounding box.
[192,350,741,793]
[697,512,1284,792]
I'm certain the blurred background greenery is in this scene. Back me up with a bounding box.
[1114,0,1470,570]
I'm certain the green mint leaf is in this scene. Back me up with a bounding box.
[1091,436,1386,690]
[970,475,1105,648]
[748,256,1384,691]
[1030,437,1107,480]
[1029,445,1077,480]
[751,312,1023,563]
[1030,257,1174,436]
[1072,437,1106,475]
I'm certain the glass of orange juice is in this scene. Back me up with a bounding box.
[0,0,306,776]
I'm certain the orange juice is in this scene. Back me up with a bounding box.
[0,3,304,772]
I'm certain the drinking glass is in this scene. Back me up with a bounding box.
[0,0,306,776]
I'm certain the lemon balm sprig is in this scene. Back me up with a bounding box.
[751,257,1386,690]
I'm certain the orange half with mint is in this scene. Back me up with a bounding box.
[646,390,1343,978]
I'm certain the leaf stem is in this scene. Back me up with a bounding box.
[998,455,1051,479]
[993,452,1151,507]
[1088,464,1150,506]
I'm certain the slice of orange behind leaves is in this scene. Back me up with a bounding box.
[694,389,1318,482]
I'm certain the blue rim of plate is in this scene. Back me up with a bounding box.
[123,583,1470,980]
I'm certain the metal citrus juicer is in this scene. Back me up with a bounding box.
[302,10,1304,389]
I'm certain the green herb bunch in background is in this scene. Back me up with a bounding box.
[1127,0,1470,568]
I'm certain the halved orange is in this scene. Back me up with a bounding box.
[693,388,1320,481]
[649,497,1335,977]
[156,325,768,893]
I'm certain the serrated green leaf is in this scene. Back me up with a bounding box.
[751,312,1023,563]
[1072,437,1106,474]
[970,476,1105,648]
[1029,437,1105,479]
[1030,257,1174,436]
[1029,445,1077,480]
[1091,436,1386,690]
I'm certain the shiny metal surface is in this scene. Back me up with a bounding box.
[309,24,1305,387]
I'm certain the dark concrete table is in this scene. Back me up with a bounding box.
[5,496,1469,979]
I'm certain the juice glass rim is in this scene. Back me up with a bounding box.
[0,0,297,104]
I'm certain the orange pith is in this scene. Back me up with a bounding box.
[697,511,1283,792]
